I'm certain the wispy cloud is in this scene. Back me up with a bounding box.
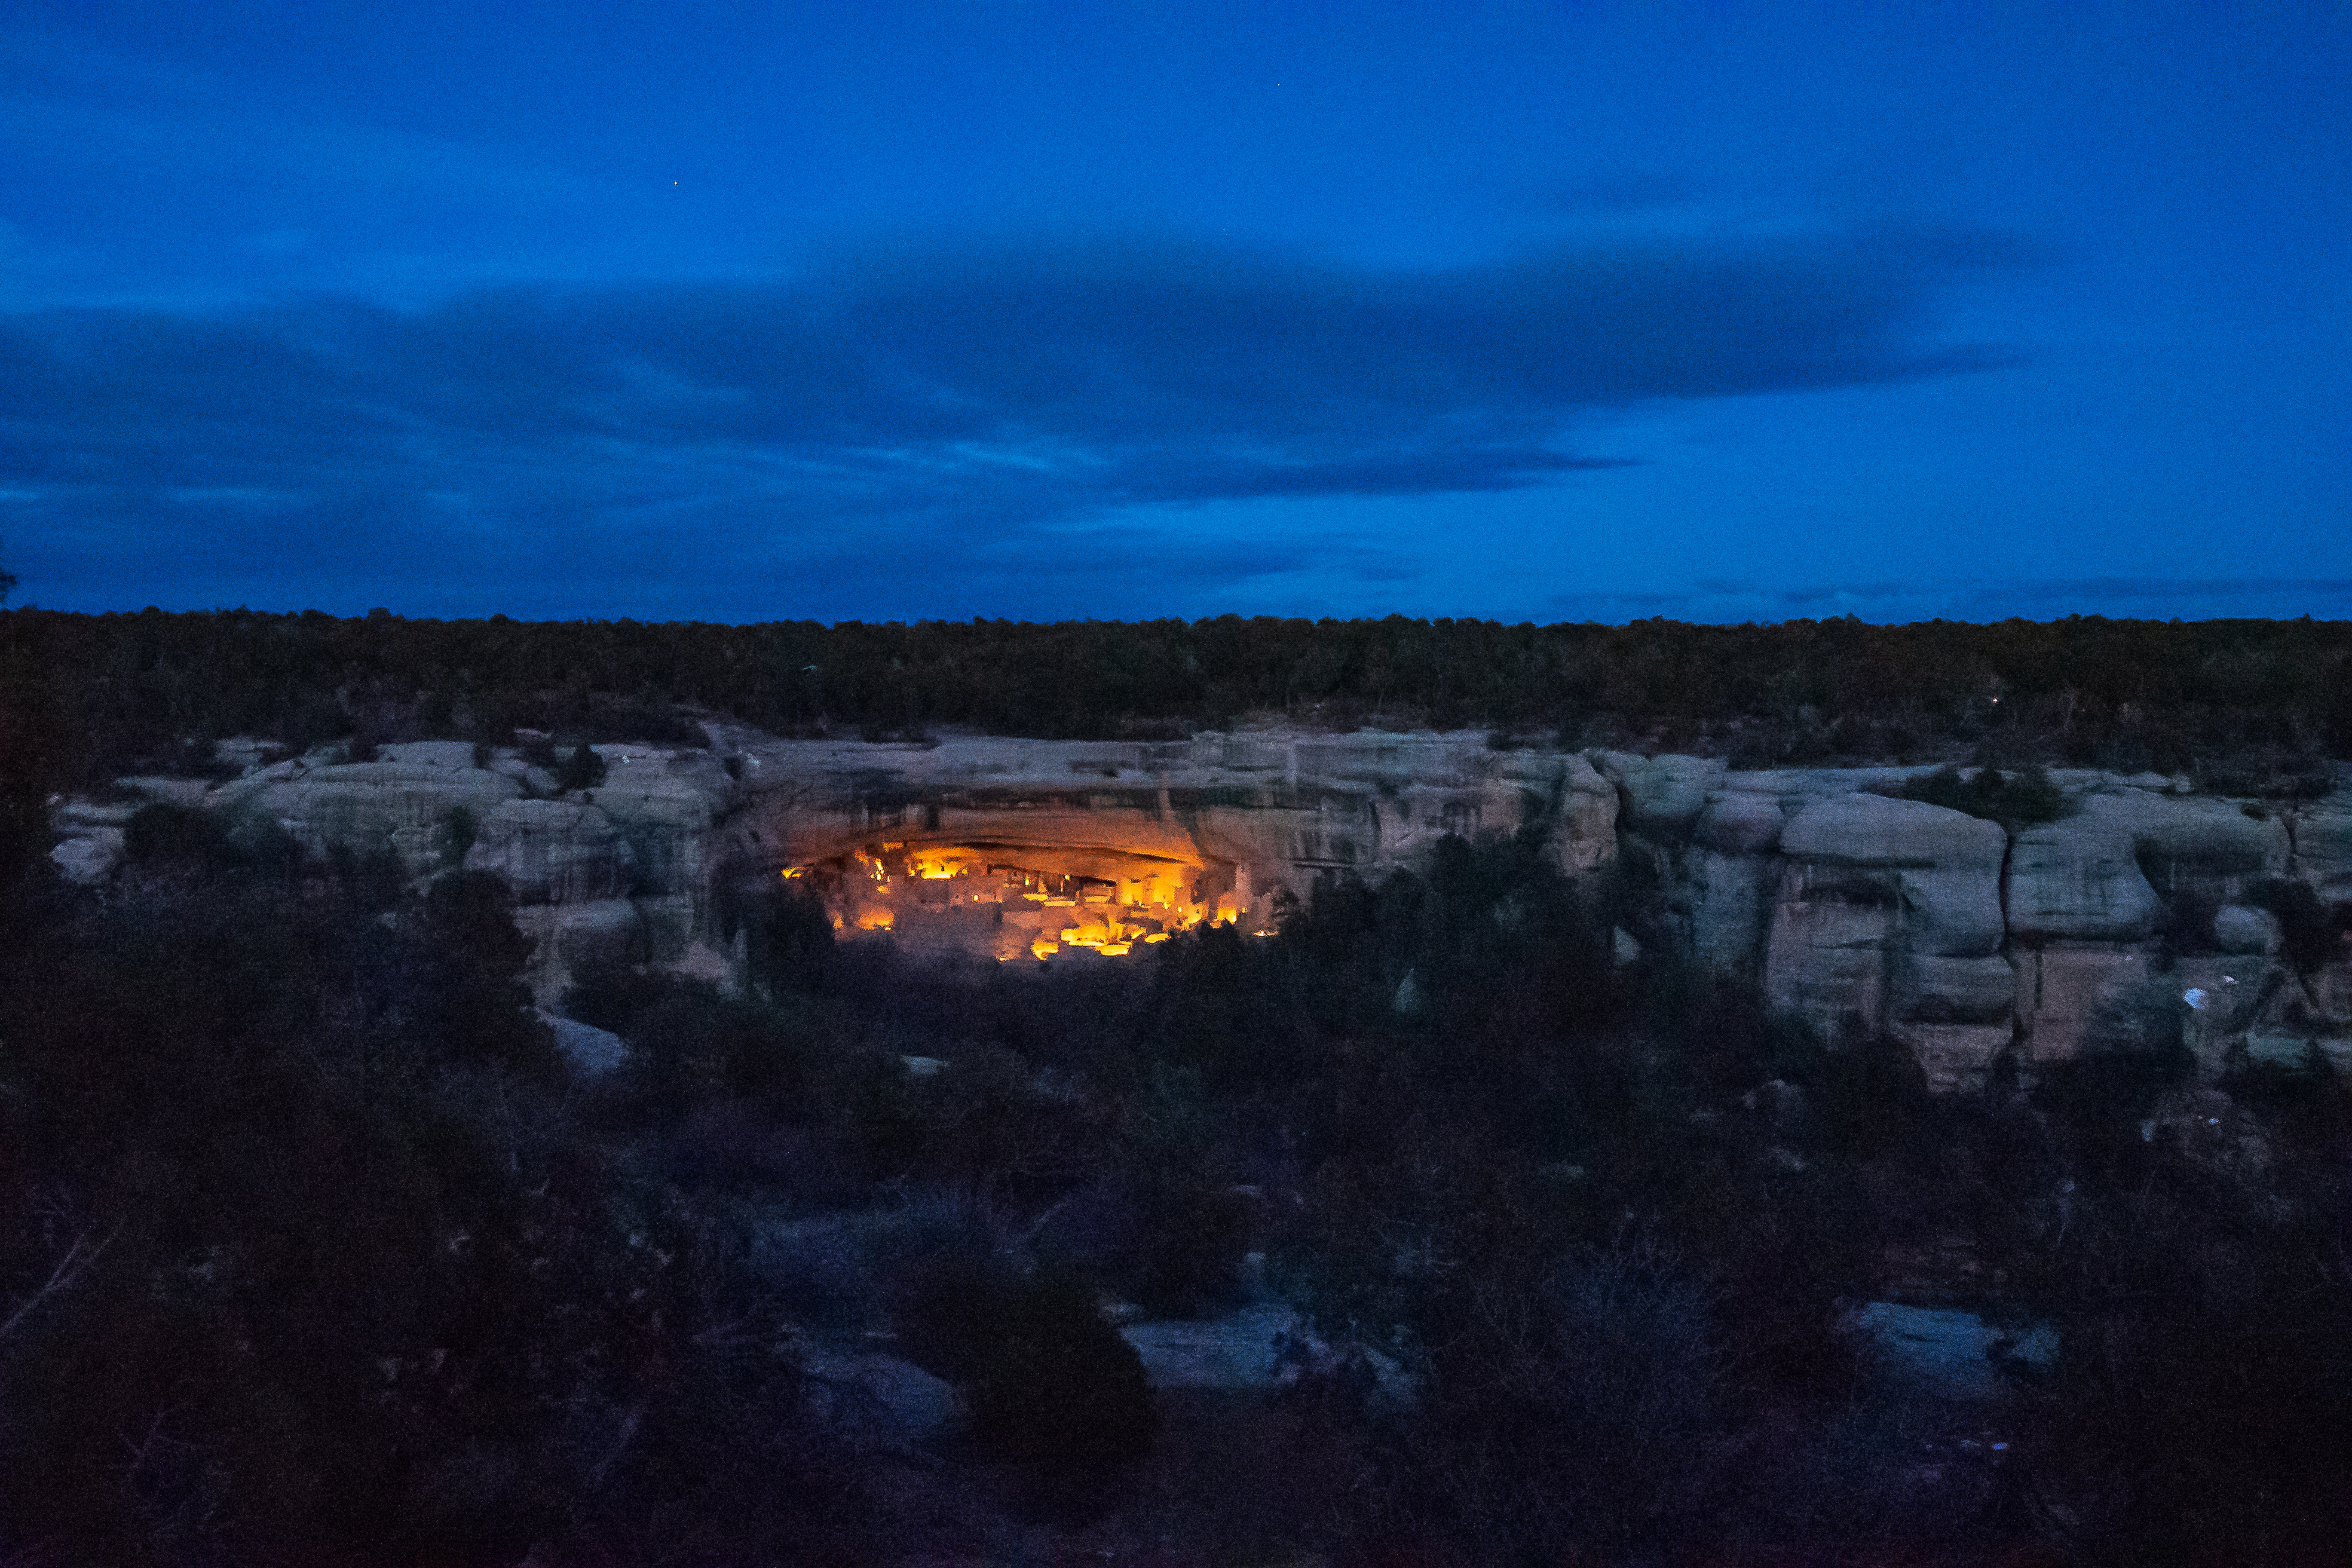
[2,225,2026,615]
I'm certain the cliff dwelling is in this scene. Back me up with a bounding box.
[788,832,1266,963]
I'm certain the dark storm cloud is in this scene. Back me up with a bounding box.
[2,226,2023,609]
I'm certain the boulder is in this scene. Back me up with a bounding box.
[1591,751,1726,837]
[1550,752,1619,875]
[48,801,133,884]
[1780,794,2006,958]
[1847,1303,2037,1403]
[1695,789,1786,855]
[50,829,124,884]
[2082,792,2290,902]
[2007,816,2163,943]
[1120,1301,1413,1406]
[803,1349,960,1446]
[2212,904,2281,955]
[540,1012,628,1077]
[1120,1302,1303,1392]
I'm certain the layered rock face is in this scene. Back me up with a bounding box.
[1628,763,2344,1091]
[735,727,1605,962]
[49,728,2348,1090]
[52,728,1602,1002]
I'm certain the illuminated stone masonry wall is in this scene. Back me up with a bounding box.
[724,725,1598,965]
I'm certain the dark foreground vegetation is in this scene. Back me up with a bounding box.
[2,604,2348,1563]
[3,799,2349,1566]
[5,607,2349,788]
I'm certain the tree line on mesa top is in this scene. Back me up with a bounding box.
[4,605,2348,789]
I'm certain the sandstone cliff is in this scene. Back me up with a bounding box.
[50,728,2348,1092]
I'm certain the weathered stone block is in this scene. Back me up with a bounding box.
[1591,751,1726,836]
[2007,817,2163,943]
[1765,868,1895,1040]
[1550,753,1619,876]
[1781,794,2005,958]
[1690,849,1772,973]
[1695,789,1786,855]
[2084,792,2290,902]
[2212,903,2281,955]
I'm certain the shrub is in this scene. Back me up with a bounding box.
[965,1267,1157,1509]
[1417,1237,1736,1561]
[1897,763,2067,829]
[555,742,607,792]
[437,804,477,866]
[2253,875,2336,975]
[122,800,232,867]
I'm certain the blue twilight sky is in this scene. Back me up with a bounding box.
[2,1,2348,625]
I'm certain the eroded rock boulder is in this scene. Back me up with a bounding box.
[1592,751,1726,837]
[215,749,522,880]
[1551,752,1619,877]
[2212,904,2281,955]
[2007,816,2163,944]
[1779,794,2007,957]
[1763,866,1898,1041]
[2094,792,2289,903]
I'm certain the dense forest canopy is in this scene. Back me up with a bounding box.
[5,607,2349,785]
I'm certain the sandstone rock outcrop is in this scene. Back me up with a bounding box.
[1760,794,2007,1079]
[466,798,638,904]
[45,725,2350,1094]
[2292,797,2352,905]
[1592,751,1725,837]
[1781,794,2008,957]
[2112,793,2290,902]
[2005,814,2163,944]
